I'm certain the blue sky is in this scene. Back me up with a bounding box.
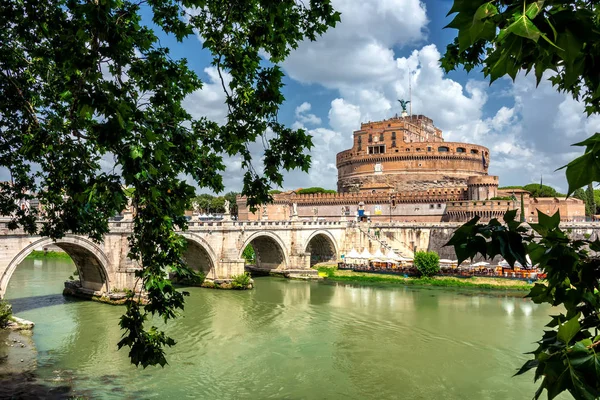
[169,0,592,195]
[10,0,590,195]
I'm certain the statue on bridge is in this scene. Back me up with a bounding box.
[222,199,231,221]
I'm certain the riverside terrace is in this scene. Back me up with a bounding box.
[1,218,600,299]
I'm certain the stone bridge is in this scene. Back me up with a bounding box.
[2,217,600,299]
[0,218,351,298]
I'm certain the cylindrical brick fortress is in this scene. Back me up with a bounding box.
[336,115,490,193]
[467,176,499,201]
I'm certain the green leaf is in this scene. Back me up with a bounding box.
[130,146,143,159]
[525,1,544,20]
[557,313,581,344]
[503,209,518,224]
[537,210,560,230]
[59,90,72,101]
[557,29,583,65]
[79,104,93,119]
[515,359,539,376]
[561,151,600,195]
[506,13,542,42]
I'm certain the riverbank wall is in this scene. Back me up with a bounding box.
[342,223,600,260]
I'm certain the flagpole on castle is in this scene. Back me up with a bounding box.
[409,68,412,117]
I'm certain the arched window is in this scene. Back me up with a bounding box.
[438,146,449,152]
[470,149,479,154]
[456,147,466,153]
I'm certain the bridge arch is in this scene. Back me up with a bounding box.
[239,231,289,271]
[304,230,339,267]
[0,236,111,298]
[180,233,218,280]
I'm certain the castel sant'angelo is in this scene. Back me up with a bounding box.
[238,105,585,223]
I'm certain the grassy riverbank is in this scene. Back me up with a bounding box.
[25,250,71,260]
[316,266,534,291]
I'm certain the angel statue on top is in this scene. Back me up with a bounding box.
[398,99,410,113]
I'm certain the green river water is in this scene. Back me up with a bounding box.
[1,258,567,399]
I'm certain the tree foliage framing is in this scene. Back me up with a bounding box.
[0,0,340,367]
[443,1,600,398]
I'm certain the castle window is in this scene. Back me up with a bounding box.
[437,204,442,208]
[416,148,421,152]
[427,147,432,151]
[456,147,466,153]
[368,145,385,154]
[438,146,449,152]
[368,134,372,143]
[392,141,396,148]
[358,144,362,151]
[379,133,384,141]
[387,124,391,127]
[430,204,434,209]
[405,148,410,152]
[470,149,479,154]
[357,136,362,143]
[391,132,396,140]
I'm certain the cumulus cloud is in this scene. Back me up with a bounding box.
[282,0,428,88]
[295,102,322,126]
[279,0,597,194]
[181,0,598,194]
[183,66,231,125]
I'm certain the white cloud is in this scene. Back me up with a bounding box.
[183,67,231,125]
[295,102,322,126]
[282,0,428,88]
[182,0,598,195]
[329,98,361,135]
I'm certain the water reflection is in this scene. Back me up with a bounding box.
[3,259,566,400]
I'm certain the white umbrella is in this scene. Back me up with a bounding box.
[346,248,360,258]
[385,249,401,261]
[358,248,372,259]
[498,259,510,267]
[372,248,386,260]
[370,258,384,263]
[471,261,490,267]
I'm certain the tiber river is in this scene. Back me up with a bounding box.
[1,258,569,399]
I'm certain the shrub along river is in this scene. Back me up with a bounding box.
[1,258,569,399]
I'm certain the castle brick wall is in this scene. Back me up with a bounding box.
[336,114,490,193]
